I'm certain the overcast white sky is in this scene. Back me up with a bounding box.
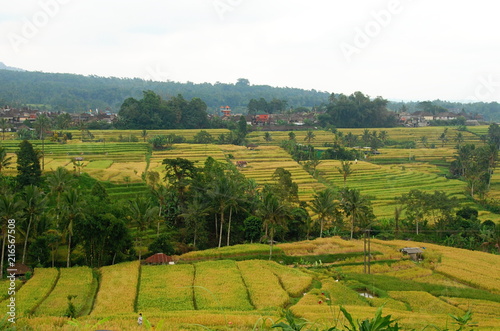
[1,0,499,102]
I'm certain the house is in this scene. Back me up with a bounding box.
[236,161,247,168]
[144,253,175,265]
[400,247,424,261]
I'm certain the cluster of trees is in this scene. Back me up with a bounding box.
[116,91,209,129]
[318,92,398,128]
[395,190,499,251]
[0,71,328,113]
[449,124,499,199]
[247,97,288,114]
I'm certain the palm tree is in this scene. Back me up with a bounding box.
[21,185,47,264]
[340,187,373,240]
[420,136,428,148]
[337,160,354,187]
[208,176,232,248]
[0,147,13,174]
[439,128,449,147]
[180,195,209,247]
[257,189,291,259]
[141,129,148,142]
[47,167,76,224]
[0,194,25,278]
[362,129,371,146]
[62,188,84,267]
[34,114,51,170]
[454,132,464,148]
[304,130,315,144]
[309,188,338,238]
[0,118,11,141]
[128,197,159,260]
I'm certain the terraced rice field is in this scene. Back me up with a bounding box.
[317,159,467,219]
[9,238,500,330]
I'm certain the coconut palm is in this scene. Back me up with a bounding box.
[180,195,209,247]
[0,118,11,141]
[208,176,232,248]
[127,197,159,260]
[61,188,84,267]
[47,167,76,224]
[0,147,13,174]
[309,188,338,238]
[0,194,25,278]
[337,160,354,187]
[340,187,374,239]
[21,185,47,264]
[34,114,51,170]
[257,188,291,259]
[304,130,315,144]
[141,129,148,142]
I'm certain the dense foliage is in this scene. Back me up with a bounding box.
[0,70,328,113]
[319,92,399,128]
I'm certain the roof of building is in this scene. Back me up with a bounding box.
[144,253,174,264]
[400,247,424,254]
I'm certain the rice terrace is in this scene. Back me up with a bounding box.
[1,125,500,330]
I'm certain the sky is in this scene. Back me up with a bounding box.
[1,0,499,103]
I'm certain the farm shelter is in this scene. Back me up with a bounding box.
[144,253,175,265]
[12,263,31,277]
[400,247,424,261]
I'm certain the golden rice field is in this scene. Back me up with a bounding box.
[1,126,499,218]
[35,267,95,317]
[4,268,59,317]
[372,239,500,294]
[137,264,195,312]
[237,260,290,309]
[91,261,140,316]
[7,237,500,330]
[193,260,254,311]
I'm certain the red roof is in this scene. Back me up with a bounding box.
[144,253,174,264]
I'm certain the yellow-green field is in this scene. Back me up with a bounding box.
[1,126,497,221]
[9,238,500,330]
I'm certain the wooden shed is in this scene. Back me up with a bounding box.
[144,253,175,265]
[400,247,424,261]
[12,263,31,277]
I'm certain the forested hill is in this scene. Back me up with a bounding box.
[2,69,499,121]
[0,70,329,113]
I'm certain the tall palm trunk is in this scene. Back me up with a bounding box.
[226,207,233,246]
[218,210,224,248]
[1,231,5,279]
[22,215,33,264]
[66,233,72,267]
[350,215,355,240]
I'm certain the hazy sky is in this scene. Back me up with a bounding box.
[1,0,499,102]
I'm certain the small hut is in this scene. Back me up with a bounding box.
[400,247,424,261]
[12,263,31,277]
[144,253,175,265]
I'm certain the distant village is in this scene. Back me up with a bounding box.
[0,105,486,134]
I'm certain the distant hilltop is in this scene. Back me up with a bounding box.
[0,62,25,72]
